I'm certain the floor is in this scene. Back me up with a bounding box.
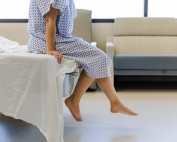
[0,81,177,142]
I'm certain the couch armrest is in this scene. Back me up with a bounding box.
[106,42,114,84]
[91,42,97,46]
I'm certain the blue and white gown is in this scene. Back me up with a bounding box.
[27,0,111,79]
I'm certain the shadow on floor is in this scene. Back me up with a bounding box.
[0,115,46,142]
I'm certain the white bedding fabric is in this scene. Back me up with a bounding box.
[0,36,27,53]
[0,37,79,142]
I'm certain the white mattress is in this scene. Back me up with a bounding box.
[0,37,79,142]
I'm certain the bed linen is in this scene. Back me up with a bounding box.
[0,37,79,142]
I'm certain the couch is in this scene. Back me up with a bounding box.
[106,18,177,83]
[72,9,97,89]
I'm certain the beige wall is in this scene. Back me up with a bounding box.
[0,23,30,45]
[0,23,114,52]
[92,23,114,52]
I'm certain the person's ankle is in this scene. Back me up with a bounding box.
[69,96,80,105]
[110,100,123,107]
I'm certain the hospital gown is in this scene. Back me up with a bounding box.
[27,0,111,79]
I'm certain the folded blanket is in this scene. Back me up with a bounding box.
[0,36,28,53]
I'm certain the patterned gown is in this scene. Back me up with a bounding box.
[27,0,111,79]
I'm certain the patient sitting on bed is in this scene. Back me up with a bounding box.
[27,0,138,121]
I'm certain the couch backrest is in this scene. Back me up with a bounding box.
[111,18,177,54]
[114,18,177,36]
[72,9,92,43]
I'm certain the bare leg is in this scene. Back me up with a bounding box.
[65,70,138,121]
[96,77,138,115]
[65,70,94,121]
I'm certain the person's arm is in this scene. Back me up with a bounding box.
[45,5,58,52]
[45,5,63,63]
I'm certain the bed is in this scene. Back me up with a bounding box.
[0,37,79,142]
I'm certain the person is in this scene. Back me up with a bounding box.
[27,0,138,121]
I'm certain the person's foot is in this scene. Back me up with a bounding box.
[65,97,82,121]
[111,102,138,116]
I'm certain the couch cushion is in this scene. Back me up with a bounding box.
[114,70,177,76]
[114,18,177,36]
[114,54,177,70]
[113,36,177,54]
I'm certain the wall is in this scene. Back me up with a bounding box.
[92,23,114,52]
[0,23,114,52]
[0,23,29,45]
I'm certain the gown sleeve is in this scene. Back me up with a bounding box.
[35,0,69,17]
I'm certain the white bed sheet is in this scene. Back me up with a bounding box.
[0,37,79,142]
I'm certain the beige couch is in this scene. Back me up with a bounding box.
[106,18,177,83]
[72,9,97,89]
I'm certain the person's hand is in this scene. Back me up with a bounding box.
[47,51,63,64]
